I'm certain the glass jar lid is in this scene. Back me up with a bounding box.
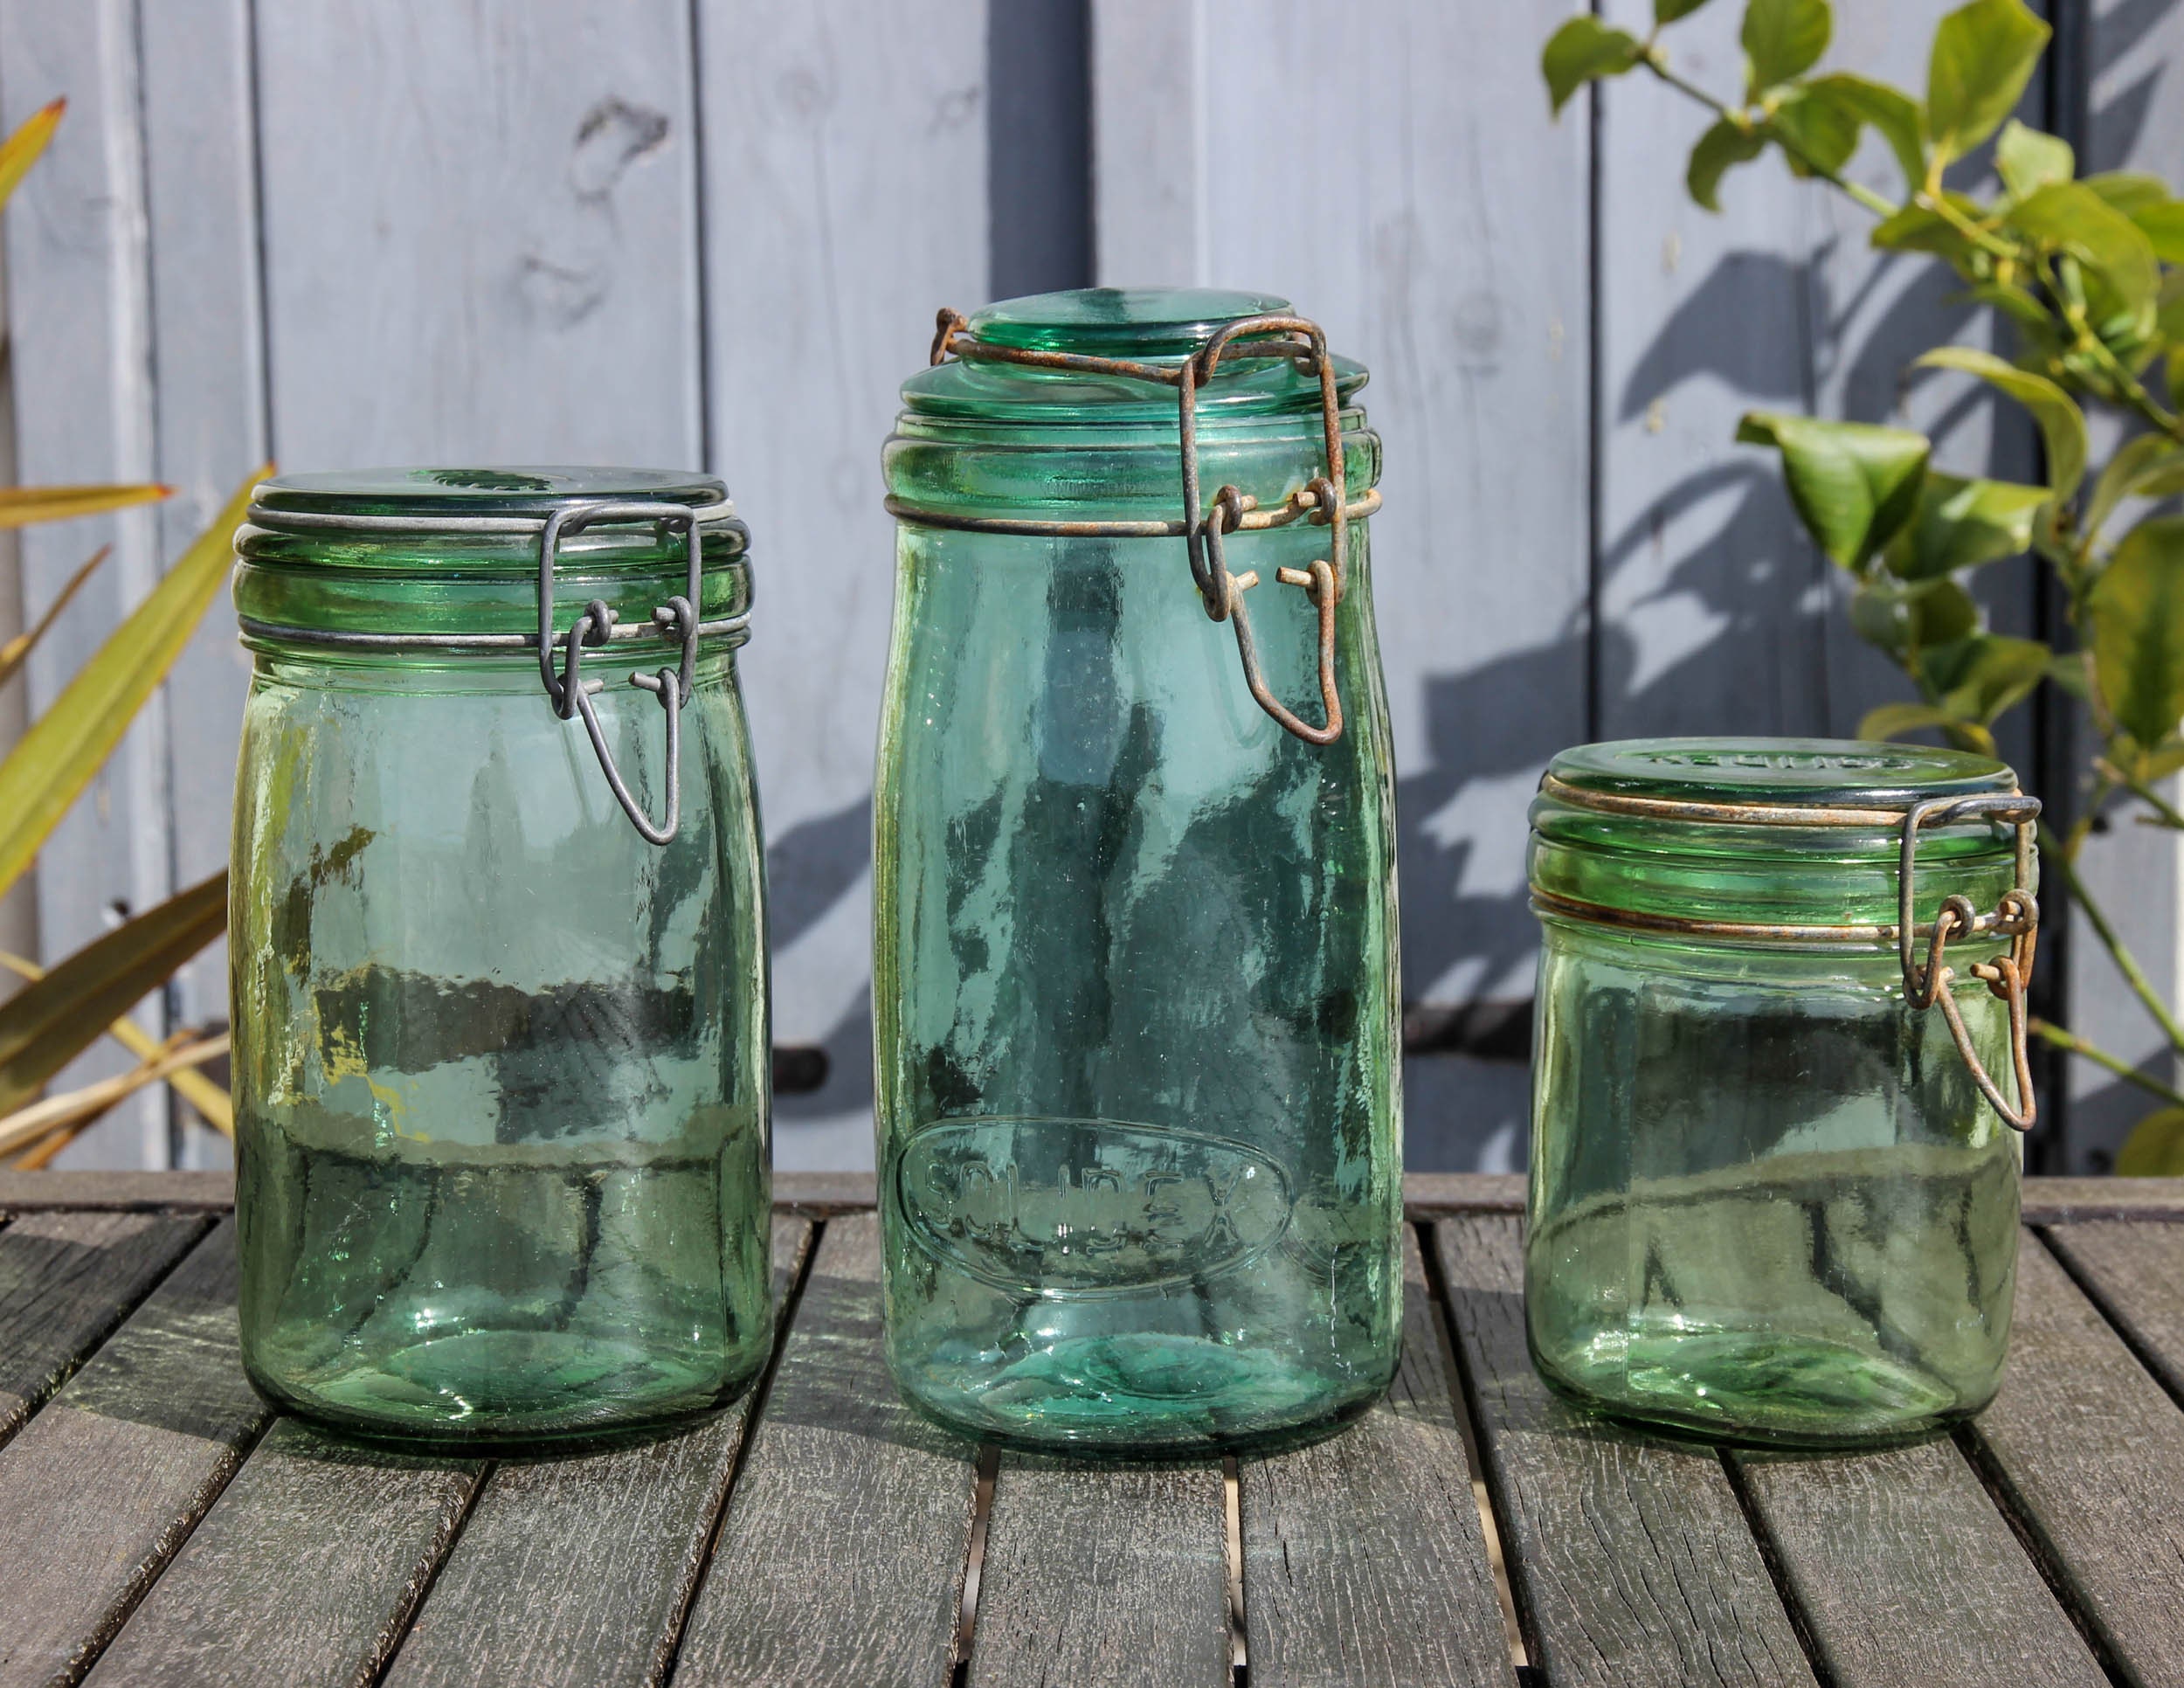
[898,287,1368,423]
[1528,737,2033,933]
[236,467,750,651]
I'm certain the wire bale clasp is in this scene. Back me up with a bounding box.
[899,307,1381,746]
[1531,778,2042,1131]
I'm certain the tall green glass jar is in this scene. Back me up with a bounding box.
[874,288,1402,1453]
[1526,738,2040,1446]
[230,469,771,1446]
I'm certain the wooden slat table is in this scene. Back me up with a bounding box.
[1,1170,2180,1688]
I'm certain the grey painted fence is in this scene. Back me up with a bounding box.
[0,0,2174,1173]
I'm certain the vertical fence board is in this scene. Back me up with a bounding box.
[138,0,269,1169]
[253,1,702,470]
[696,0,989,1169]
[0,0,170,1168]
[1090,0,1589,1167]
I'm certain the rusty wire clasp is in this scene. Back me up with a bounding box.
[1898,795,2042,1131]
[921,307,1373,746]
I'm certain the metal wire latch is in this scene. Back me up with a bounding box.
[1898,795,2041,1131]
[888,308,1381,746]
[538,501,704,846]
[1531,777,2043,1131]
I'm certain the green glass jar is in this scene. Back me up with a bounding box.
[230,468,771,1446]
[874,288,1402,1453]
[1526,737,2040,1446]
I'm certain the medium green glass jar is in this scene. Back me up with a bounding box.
[874,288,1402,1453]
[1526,737,2040,1446]
[230,469,771,1446]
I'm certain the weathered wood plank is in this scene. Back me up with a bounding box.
[671,1212,974,1686]
[380,1215,812,1688]
[1960,1234,2184,1685]
[0,0,173,1170]
[967,1458,1228,1688]
[82,1422,482,1688]
[697,0,988,1164]
[1434,1214,1814,1688]
[1238,1226,1513,1688]
[0,1220,268,1688]
[1402,1173,1528,1215]
[0,1171,238,1212]
[135,0,269,1167]
[1728,1437,2106,1688]
[2022,1178,2184,1225]
[2044,1217,2184,1399]
[0,1208,207,1448]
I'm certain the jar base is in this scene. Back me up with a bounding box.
[245,1329,763,1451]
[891,1330,1390,1456]
[1532,1325,1991,1449]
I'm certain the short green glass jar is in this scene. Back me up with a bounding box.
[874,289,1403,1453]
[230,468,771,1446]
[1526,738,2039,1446]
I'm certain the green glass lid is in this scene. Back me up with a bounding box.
[1545,737,2018,807]
[236,465,750,651]
[1530,737,2034,934]
[902,286,1367,422]
[969,287,1295,356]
[251,466,729,518]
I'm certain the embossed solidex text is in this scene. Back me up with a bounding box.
[895,1117,1292,1297]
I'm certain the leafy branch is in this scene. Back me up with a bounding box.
[1545,0,2184,1169]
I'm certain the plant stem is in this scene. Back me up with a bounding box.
[2098,761,2184,832]
[1639,52,1899,219]
[1909,188,2021,260]
[2030,1015,2184,1110]
[2045,833,2184,1055]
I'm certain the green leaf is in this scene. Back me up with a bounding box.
[1883,472,2048,579]
[1688,118,1769,212]
[1871,194,1987,275]
[2084,172,2172,215]
[1772,84,1861,179]
[0,99,62,216]
[1956,280,2056,335]
[1920,632,2050,723]
[2007,181,2160,329]
[2048,648,2091,701]
[1544,17,1644,114]
[1912,577,1980,647]
[2128,201,2184,266]
[0,467,261,903]
[1917,347,2089,500]
[1852,584,1916,655]
[1926,0,2051,166]
[0,870,226,1119]
[1743,0,1831,96]
[1737,412,1930,569]
[1858,700,1966,741]
[2085,432,2184,542]
[2118,1106,2184,1175]
[1994,118,2073,199]
[1806,73,1925,190]
[1656,0,1716,20]
[2091,515,2184,749]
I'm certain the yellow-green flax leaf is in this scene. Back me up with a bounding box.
[0,544,107,689]
[0,466,262,902]
[0,482,171,529]
[0,98,63,212]
[0,870,226,1119]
